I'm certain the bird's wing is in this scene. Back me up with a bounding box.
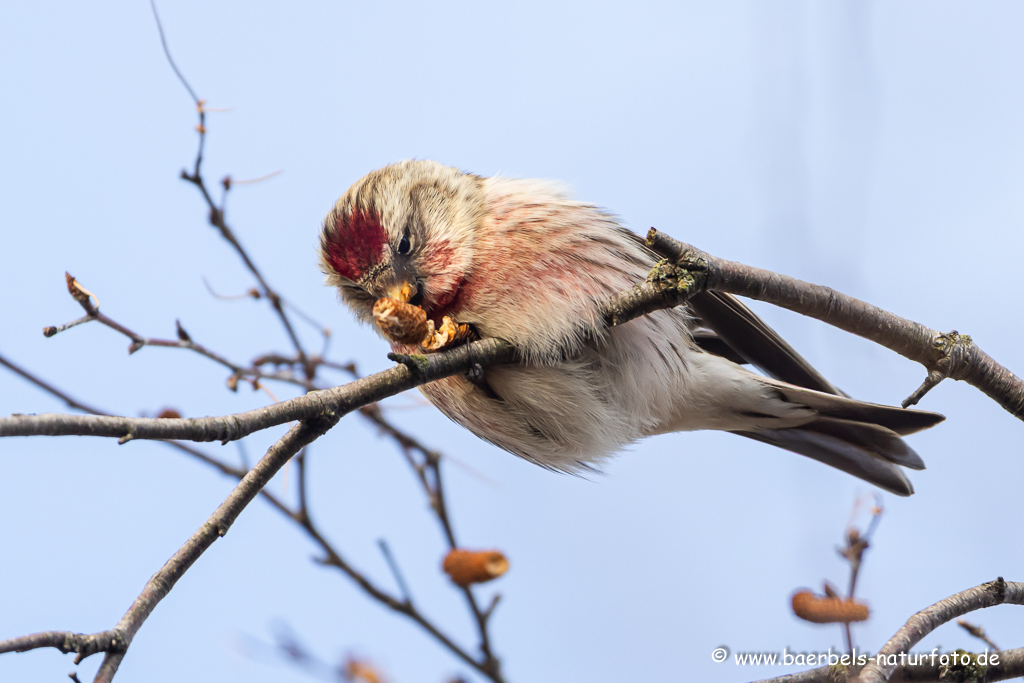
[687,291,847,396]
[626,224,847,394]
[689,326,749,366]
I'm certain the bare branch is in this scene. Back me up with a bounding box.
[0,631,123,661]
[12,230,1024,445]
[0,417,334,681]
[0,338,516,442]
[0,352,299,510]
[1,352,508,680]
[856,578,1024,683]
[6,343,511,678]
[753,647,1024,683]
[646,230,1024,420]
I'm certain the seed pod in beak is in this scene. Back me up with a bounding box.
[373,297,429,345]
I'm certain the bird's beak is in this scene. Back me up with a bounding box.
[387,281,417,304]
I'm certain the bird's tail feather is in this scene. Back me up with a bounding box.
[760,377,945,436]
[801,417,925,470]
[735,425,918,496]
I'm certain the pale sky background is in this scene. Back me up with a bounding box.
[2,2,1023,682]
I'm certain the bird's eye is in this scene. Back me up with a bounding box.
[397,233,411,255]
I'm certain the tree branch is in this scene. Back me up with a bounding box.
[9,231,1023,446]
[856,578,1024,683]
[0,631,123,662]
[0,416,337,682]
[0,338,516,441]
[754,647,1024,683]
[1,353,508,681]
[646,229,1024,420]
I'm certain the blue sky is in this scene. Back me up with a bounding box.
[2,2,1022,682]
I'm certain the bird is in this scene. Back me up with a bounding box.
[318,159,944,495]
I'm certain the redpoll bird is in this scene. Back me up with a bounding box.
[319,160,943,495]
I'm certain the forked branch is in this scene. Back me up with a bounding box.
[0,417,336,683]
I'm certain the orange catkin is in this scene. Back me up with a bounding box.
[791,590,869,624]
[442,549,509,587]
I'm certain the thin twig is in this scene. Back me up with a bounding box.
[224,169,283,186]
[378,539,413,606]
[958,618,1001,652]
[149,0,200,105]
[151,0,312,379]
[43,286,313,390]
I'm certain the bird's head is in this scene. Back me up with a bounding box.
[319,160,485,327]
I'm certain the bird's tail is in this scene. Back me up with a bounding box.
[735,380,944,496]
[736,423,920,496]
[682,291,944,495]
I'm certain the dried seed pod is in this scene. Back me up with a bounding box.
[442,549,509,587]
[421,315,476,352]
[373,297,429,345]
[791,590,869,624]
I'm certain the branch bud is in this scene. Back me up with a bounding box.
[176,319,192,342]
